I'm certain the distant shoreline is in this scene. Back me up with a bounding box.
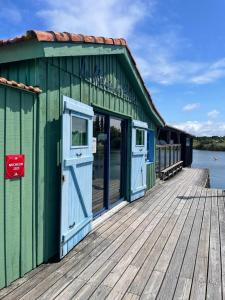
[193,137,225,152]
[193,147,225,152]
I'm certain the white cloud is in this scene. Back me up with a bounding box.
[37,0,154,38]
[183,103,200,112]
[37,0,225,86]
[207,109,220,119]
[191,59,225,84]
[172,121,225,137]
[131,31,225,86]
[135,40,225,85]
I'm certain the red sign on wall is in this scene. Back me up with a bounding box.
[5,154,25,179]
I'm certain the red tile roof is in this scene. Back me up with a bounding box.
[0,77,42,93]
[0,30,127,46]
[0,30,165,125]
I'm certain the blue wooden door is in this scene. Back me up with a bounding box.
[60,96,94,258]
[131,120,148,201]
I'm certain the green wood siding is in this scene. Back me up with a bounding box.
[0,54,157,266]
[0,85,37,289]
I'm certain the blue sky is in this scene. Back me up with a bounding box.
[1,0,225,136]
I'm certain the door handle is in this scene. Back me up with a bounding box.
[69,222,75,229]
[76,153,82,157]
[62,175,65,182]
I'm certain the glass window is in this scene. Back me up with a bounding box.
[71,116,88,146]
[136,129,144,146]
[92,114,106,214]
[147,130,154,163]
[186,138,190,147]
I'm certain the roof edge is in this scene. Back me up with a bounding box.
[0,77,42,93]
[0,30,127,47]
[165,124,194,137]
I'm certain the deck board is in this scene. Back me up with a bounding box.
[1,168,224,300]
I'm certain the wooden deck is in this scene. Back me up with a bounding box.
[1,168,225,300]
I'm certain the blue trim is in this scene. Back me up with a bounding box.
[147,130,155,163]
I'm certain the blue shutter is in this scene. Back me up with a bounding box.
[147,130,154,163]
[60,96,94,258]
[131,120,148,201]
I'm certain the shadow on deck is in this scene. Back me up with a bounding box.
[0,168,224,300]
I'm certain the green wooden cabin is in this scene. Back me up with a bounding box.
[0,30,164,289]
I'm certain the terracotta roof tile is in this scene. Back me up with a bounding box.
[0,30,128,46]
[68,33,84,42]
[0,77,42,93]
[95,36,105,44]
[0,30,165,125]
[83,35,95,43]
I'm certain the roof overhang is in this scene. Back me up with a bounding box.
[164,125,195,138]
[0,32,165,126]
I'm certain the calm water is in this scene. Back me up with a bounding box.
[192,149,225,189]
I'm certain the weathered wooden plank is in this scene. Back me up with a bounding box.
[160,187,204,300]
[61,169,195,300]
[54,278,86,300]
[206,188,222,300]
[140,271,164,300]
[41,260,117,300]
[218,189,225,300]
[140,186,199,299]
[89,285,112,300]
[77,182,183,282]
[122,292,140,300]
[189,188,211,300]
[105,265,138,300]
[103,211,175,288]
[0,264,47,298]
[79,184,186,299]
[102,182,189,289]
[154,187,198,273]
[128,187,195,296]
[173,278,192,300]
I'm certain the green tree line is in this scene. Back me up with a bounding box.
[193,136,225,151]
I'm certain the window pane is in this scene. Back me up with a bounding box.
[110,117,123,205]
[71,116,88,146]
[92,114,106,214]
[136,129,144,146]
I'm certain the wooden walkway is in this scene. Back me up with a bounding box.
[1,168,225,300]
